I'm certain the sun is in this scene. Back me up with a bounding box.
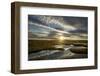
[58,36,65,41]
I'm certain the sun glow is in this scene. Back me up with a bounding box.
[57,35,66,43]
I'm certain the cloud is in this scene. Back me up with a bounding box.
[29,15,77,31]
[28,15,88,39]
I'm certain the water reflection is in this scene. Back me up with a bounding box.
[28,44,87,60]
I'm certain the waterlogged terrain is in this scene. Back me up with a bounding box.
[28,39,88,60]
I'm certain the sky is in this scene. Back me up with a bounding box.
[28,15,88,40]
